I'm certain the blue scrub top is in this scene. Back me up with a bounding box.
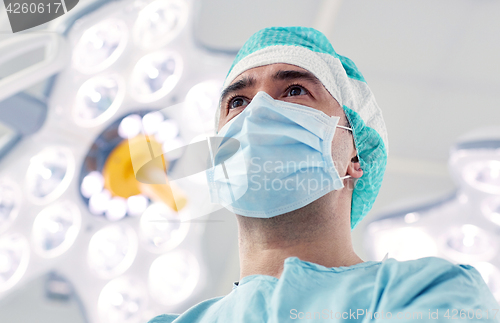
[148,256,499,322]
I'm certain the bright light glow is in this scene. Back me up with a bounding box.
[130,51,182,103]
[118,114,143,139]
[89,189,111,215]
[404,212,419,224]
[154,119,179,143]
[98,277,148,323]
[441,224,497,262]
[148,250,200,306]
[0,233,30,292]
[32,201,81,258]
[184,80,222,133]
[26,147,75,204]
[183,134,210,185]
[472,262,500,302]
[482,196,500,226]
[133,0,188,49]
[81,171,104,198]
[73,19,128,74]
[105,197,128,221]
[370,226,438,261]
[74,75,125,127]
[139,203,189,253]
[126,195,149,217]
[463,160,500,194]
[458,193,468,204]
[88,224,138,279]
[142,111,164,135]
[0,178,21,234]
[162,137,184,160]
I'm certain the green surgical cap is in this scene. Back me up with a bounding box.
[216,27,388,230]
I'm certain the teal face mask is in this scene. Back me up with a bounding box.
[206,91,352,218]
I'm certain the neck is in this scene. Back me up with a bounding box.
[236,190,363,280]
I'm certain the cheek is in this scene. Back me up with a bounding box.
[319,95,343,118]
[330,132,352,173]
[218,113,230,132]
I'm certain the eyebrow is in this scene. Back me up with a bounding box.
[220,76,256,104]
[272,70,322,85]
[220,70,322,104]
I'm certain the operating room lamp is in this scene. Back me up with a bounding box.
[0,0,236,322]
[364,127,500,303]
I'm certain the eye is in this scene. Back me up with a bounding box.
[286,85,307,97]
[228,96,249,110]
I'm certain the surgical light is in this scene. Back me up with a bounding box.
[367,225,438,261]
[81,171,105,199]
[441,224,497,262]
[161,137,184,160]
[365,131,500,303]
[139,203,189,253]
[463,160,500,195]
[0,178,21,234]
[80,110,186,222]
[74,75,125,127]
[148,250,200,306]
[404,212,419,224]
[26,147,75,204]
[105,197,128,221]
[136,110,185,163]
[184,80,222,133]
[482,196,500,226]
[180,134,212,185]
[130,51,182,103]
[133,0,188,49]
[154,119,179,143]
[32,201,81,258]
[97,277,148,323]
[89,189,111,215]
[72,19,128,74]
[0,0,235,315]
[0,233,30,293]
[87,224,138,279]
[118,114,143,139]
[126,195,149,216]
[141,111,164,135]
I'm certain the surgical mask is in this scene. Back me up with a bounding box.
[206,91,351,218]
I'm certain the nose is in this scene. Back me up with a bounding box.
[251,80,282,101]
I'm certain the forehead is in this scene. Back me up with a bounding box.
[230,63,312,84]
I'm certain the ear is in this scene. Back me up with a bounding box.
[347,155,363,179]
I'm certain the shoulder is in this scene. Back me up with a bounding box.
[381,256,482,282]
[379,256,484,288]
[146,296,225,323]
[147,314,179,323]
[376,257,498,311]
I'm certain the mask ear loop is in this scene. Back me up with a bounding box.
[336,125,352,131]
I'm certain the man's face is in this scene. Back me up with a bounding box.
[218,63,356,177]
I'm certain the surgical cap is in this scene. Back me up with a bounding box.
[215,26,388,230]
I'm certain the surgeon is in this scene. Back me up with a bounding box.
[149,27,499,322]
